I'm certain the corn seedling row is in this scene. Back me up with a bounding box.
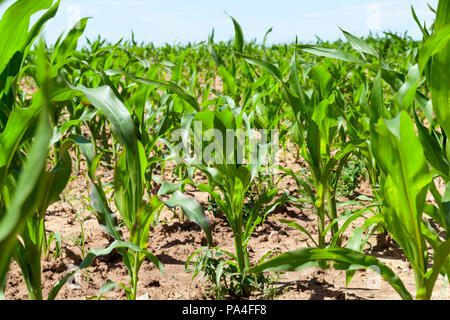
[0,0,449,300]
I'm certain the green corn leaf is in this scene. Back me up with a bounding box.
[249,247,412,300]
[114,149,136,230]
[0,103,40,191]
[396,64,420,110]
[297,44,364,64]
[51,17,89,64]
[422,238,450,300]
[429,1,450,137]
[0,100,52,288]
[68,85,137,153]
[411,5,430,39]
[288,47,303,102]
[0,0,53,72]
[371,112,431,275]
[24,0,60,54]
[278,219,318,247]
[90,181,124,241]
[418,25,450,74]
[236,52,283,82]
[262,27,273,59]
[170,49,189,84]
[218,65,237,96]
[160,190,212,246]
[229,15,244,54]
[48,240,164,300]
[370,70,384,127]
[35,147,72,215]
[96,280,119,300]
[443,183,450,226]
[67,82,145,235]
[105,70,200,112]
[306,120,321,174]
[208,29,225,67]
[71,136,123,241]
[311,65,332,100]
[414,112,449,181]
[340,28,378,57]
[328,204,380,247]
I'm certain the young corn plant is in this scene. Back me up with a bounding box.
[182,103,286,297]
[62,59,212,299]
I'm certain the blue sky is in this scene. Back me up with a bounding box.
[0,0,439,45]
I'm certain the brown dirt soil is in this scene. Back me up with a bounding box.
[4,145,450,300]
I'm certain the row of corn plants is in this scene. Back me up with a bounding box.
[0,0,449,300]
